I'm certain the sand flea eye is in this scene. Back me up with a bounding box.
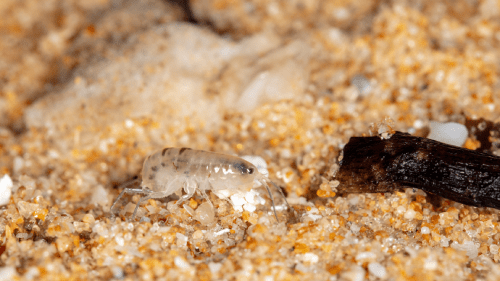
[247,168,254,174]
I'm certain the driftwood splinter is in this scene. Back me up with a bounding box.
[336,131,500,210]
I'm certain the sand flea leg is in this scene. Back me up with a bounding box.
[110,188,151,219]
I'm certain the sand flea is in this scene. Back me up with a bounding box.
[111,147,290,221]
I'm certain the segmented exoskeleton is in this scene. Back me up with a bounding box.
[111,147,289,221]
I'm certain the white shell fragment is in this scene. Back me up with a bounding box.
[427,121,468,147]
[0,174,13,206]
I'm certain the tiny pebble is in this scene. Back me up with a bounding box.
[451,240,478,258]
[368,262,387,278]
[355,251,376,261]
[0,174,13,206]
[194,202,215,225]
[0,266,17,281]
[421,226,430,234]
[192,230,204,240]
[427,121,468,147]
[111,266,125,279]
[176,233,188,247]
[404,209,416,220]
[208,262,222,274]
[490,244,499,254]
[424,257,438,270]
[82,214,95,224]
[351,74,371,96]
[174,256,192,271]
[303,253,319,264]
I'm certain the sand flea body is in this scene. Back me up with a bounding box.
[111,147,289,221]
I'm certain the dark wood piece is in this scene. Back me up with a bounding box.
[336,131,500,209]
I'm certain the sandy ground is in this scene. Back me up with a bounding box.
[2,0,500,280]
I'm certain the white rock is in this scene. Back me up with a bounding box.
[421,226,430,234]
[303,253,319,264]
[174,256,192,271]
[25,24,296,151]
[17,201,39,218]
[244,189,260,204]
[0,174,13,206]
[490,244,499,254]
[427,121,468,147]
[423,256,438,270]
[111,266,124,279]
[368,262,387,278]
[341,265,365,281]
[194,202,215,225]
[214,229,230,237]
[0,266,17,281]
[176,233,188,247]
[229,193,247,210]
[91,185,109,207]
[228,40,310,113]
[404,209,416,220]
[355,251,376,262]
[208,262,222,274]
[23,267,40,280]
[26,24,233,145]
[440,236,450,247]
[243,203,257,212]
[351,74,371,96]
[413,119,424,129]
[294,262,310,273]
[348,195,359,206]
[451,240,478,258]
